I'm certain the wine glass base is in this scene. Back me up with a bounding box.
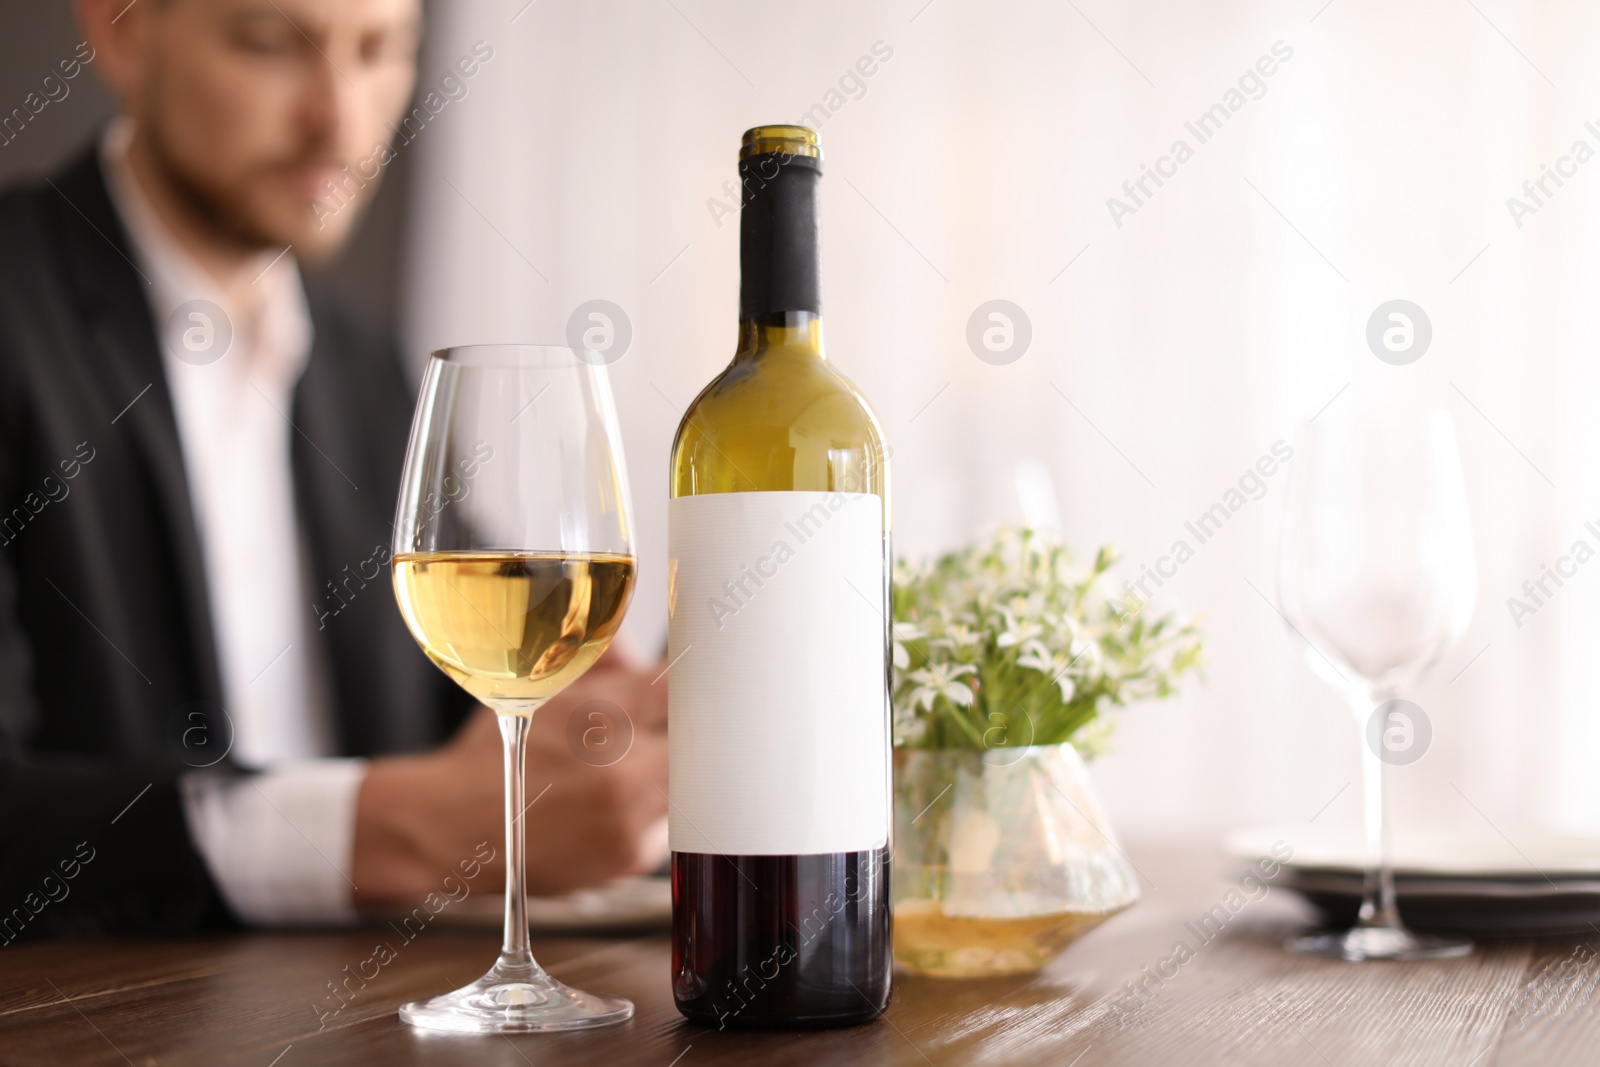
[1287,925,1473,962]
[400,961,634,1033]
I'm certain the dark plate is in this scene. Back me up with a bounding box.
[1283,870,1600,937]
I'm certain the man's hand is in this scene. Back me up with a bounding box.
[351,649,669,907]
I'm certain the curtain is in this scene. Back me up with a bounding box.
[403,0,1599,840]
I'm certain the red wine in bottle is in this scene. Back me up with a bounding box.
[667,124,893,1028]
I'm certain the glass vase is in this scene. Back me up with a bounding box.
[893,744,1140,978]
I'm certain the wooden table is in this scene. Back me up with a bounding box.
[2,841,1595,1066]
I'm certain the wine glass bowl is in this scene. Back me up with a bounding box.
[390,344,638,1031]
[1280,409,1476,691]
[1277,405,1477,961]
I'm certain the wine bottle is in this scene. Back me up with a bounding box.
[667,125,893,1028]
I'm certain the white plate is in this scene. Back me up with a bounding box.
[1225,824,1600,881]
[415,876,673,935]
[1226,824,1600,936]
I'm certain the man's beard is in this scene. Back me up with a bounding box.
[142,110,321,253]
[140,91,353,254]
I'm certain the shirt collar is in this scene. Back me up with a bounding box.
[99,116,314,392]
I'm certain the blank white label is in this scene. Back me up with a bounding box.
[667,491,889,856]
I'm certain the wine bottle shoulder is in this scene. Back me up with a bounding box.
[669,350,889,500]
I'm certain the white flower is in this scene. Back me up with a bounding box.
[934,622,978,650]
[893,621,925,642]
[905,664,975,711]
[1017,646,1079,704]
[996,611,1045,650]
[891,621,924,671]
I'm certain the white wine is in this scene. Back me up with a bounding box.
[392,551,634,712]
[668,125,892,1028]
[893,898,1126,977]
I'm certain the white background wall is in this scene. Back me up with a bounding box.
[403,0,1600,844]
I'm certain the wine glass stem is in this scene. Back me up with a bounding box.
[1354,695,1401,931]
[498,711,541,972]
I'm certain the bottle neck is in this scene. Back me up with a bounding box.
[735,310,824,362]
[738,151,822,361]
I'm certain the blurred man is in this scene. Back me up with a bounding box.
[0,0,667,939]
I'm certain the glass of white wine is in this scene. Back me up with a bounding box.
[390,344,637,1032]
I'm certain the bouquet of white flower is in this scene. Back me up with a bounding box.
[891,526,1203,756]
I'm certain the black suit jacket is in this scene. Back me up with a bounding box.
[0,147,472,939]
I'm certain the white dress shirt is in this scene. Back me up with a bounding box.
[101,119,365,925]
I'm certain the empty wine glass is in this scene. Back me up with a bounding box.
[391,344,637,1030]
[1277,405,1477,960]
